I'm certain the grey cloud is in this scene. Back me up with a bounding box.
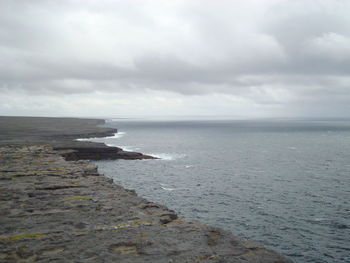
[0,0,350,117]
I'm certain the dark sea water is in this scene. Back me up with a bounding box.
[89,119,350,263]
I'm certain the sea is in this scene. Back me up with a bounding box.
[84,119,350,263]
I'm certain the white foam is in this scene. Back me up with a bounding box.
[119,146,139,152]
[147,153,186,161]
[105,143,118,147]
[76,137,96,141]
[161,186,175,191]
[105,132,126,139]
[120,145,140,152]
[185,165,194,168]
[76,132,126,141]
[104,144,139,152]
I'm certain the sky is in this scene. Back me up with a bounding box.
[0,0,350,118]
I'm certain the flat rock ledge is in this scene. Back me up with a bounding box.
[57,146,156,161]
[0,145,292,263]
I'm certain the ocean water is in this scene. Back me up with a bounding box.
[88,119,350,263]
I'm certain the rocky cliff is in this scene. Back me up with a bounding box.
[0,116,155,160]
[0,145,293,263]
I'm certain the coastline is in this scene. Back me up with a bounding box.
[0,116,293,262]
[0,116,156,160]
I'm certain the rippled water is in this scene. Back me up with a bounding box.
[90,119,350,263]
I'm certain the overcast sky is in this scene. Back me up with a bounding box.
[1,0,349,118]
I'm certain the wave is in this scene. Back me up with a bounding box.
[76,132,126,141]
[160,183,175,191]
[105,143,117,147]
[161,186,175,191]
[147,153,186,161]
[104,132,126,139]
[103,144,140,153]
[121,146,140,151]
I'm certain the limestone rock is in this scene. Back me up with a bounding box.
[0,146,293,263]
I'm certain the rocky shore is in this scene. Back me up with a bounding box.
[0,145,292,262]
[0,116,293,262]
[0,116,155,160]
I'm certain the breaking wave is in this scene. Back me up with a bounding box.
[76,132,126,141]
[147,153,186,161]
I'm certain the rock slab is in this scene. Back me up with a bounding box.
[0,145,293,263]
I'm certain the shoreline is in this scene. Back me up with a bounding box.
[0,116,293,262]
[0,116,156,160]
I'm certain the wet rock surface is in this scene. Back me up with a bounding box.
[0,145,292,263]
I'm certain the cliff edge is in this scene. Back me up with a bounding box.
[0,145,292,262]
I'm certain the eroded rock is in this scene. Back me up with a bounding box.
[0,146,293,263]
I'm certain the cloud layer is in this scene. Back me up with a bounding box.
[1,0,350,117]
